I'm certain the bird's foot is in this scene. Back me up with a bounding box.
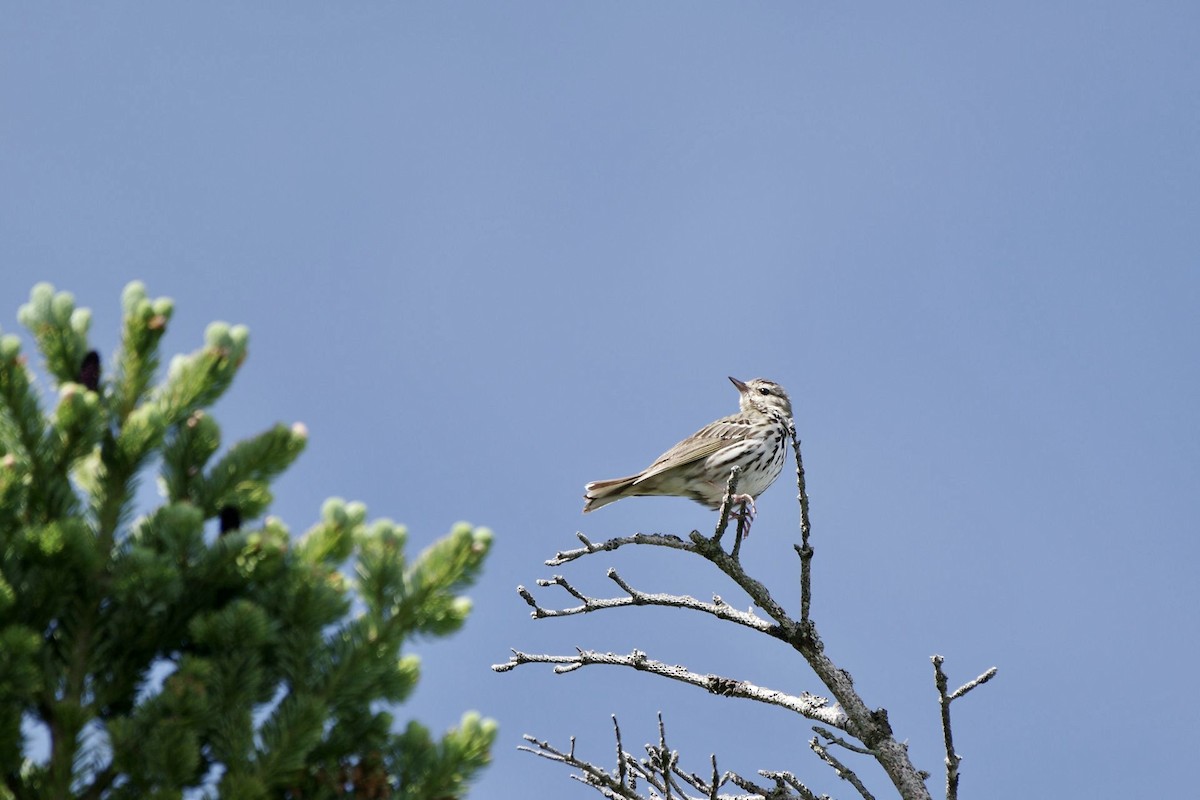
[729,494,757,537]
[729,493,757,518]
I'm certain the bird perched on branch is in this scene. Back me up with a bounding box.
[583,377,793,534]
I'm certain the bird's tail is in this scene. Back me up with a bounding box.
[582,475,640,513]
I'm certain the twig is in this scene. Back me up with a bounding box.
[759,770,829,800]
[517,575,634,619]
[650,713,686,799]
[538,526,812,649]
[788,428,814,626]
[547,531,693,566]
[518,733,642,800]
[813,725,874,756]
[811,736,876,800]
[932,655,997,800]
[726,768,830,800]
[493,648,848,728]
[522,715,825,800]
[949,666,997,701]
[731,505,747,560]
[713,465,742,547]
[520,567,780,635]
[613,715,628,789]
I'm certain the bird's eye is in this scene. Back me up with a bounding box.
[758,387,771,395]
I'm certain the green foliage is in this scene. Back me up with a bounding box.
[16,283,92,388]
[0,283,496,800]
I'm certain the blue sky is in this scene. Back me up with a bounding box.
[3,4,1199,798]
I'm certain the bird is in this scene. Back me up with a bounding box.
[583,377,793,533]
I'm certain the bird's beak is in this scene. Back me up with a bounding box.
[729,376,749,393]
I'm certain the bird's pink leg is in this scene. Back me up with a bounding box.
[729,494,757,537]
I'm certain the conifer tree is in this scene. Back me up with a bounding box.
[0,282,495,800]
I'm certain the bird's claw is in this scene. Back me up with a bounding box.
[729,493,757,537]
[729,493,757,518]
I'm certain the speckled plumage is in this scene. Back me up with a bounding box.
[583,377,794,519]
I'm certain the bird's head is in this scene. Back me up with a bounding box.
[730,376,793,421]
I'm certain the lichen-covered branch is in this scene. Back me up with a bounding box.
[494,648,848,728]
[519,715,825,800]
[517,569,778,636]
[932,656,997,800]
[547,530,694,567]
[811,735,875,800]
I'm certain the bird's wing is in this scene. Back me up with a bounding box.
[632,416,751,485]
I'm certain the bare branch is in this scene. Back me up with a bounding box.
[518,733,642,799]
[613,715,628,788]
[712,465,742,546]
[649,713,692,799]
[932,656,958,800]
[949,667,997,701]
[542,527,806,646]
[521,715,829,800]
[788,428,814,626]
[811,736,876,800]
[725,768,826,800]
[517,575,640,619]
[730,511,746,560]
[548,530,695,566]
[932,655,998,800]
[519,567,780,634]
[714,467,751,558]
[493,647,848,727]
[813,726,874,756]
[759,770,830,800]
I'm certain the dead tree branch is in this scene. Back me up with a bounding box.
[932,656,997,800]
[788,428,814,626]
[494,647,847,728]
[519,714,827,800]
[502,421,997,800]
[518,568,778,634]
[810,735,875,800]
[506,464,928,796]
